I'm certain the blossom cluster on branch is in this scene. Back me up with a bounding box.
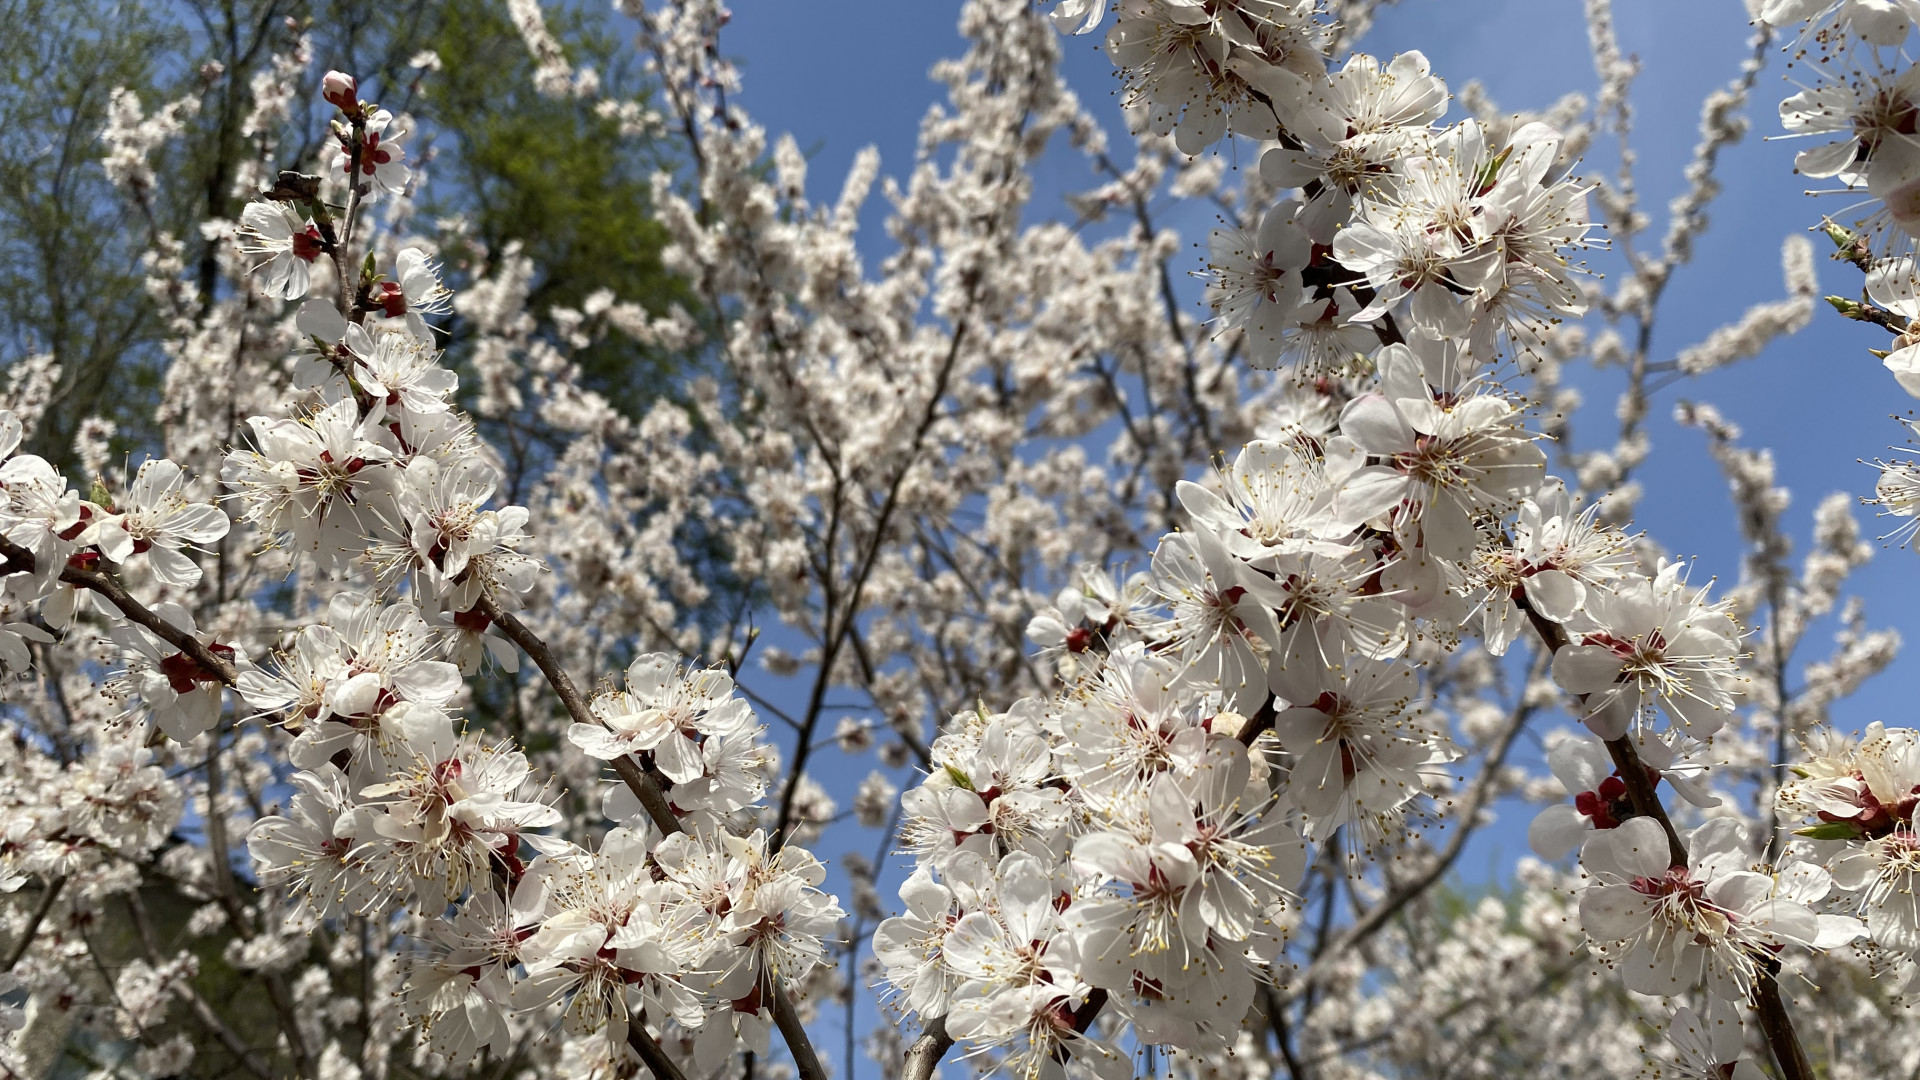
[1,1,1918,1079]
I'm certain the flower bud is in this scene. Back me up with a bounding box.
[322,71,358,112]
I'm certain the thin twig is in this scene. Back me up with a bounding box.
[125,892,275,1080]
[771,310,973,852]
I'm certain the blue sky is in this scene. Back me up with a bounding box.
[706,2,1916,1073]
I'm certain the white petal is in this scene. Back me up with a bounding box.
[1524,568,1584,622]
[1528,803,1591,860]
[145,545,203,588]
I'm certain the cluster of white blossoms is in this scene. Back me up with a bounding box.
[226,77,847,1074]
[877,665,1302,1079]
[1753,1,1920,1019]
[1768,0,1920,244]
[1769,4,1920,1007]
[861,4,1876,1079]
[13,0,1920,1077]
[1195,39,1590,368]
[1774,723,1920,988]
[1765,4,1920,565]
[0,66,850,1079]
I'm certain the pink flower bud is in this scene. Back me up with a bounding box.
[322,71,358,111]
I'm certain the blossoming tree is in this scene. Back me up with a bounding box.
[3,1,1920,1079]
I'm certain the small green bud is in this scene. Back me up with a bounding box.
[1793,821,1865,841]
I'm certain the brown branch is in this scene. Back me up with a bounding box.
[1237,695,1279,746]
[471,597,599,757]
[771,978,829,1080]
[0,537,240,686]
[1517,596,1819,1077]
[336,116,367,281]
[1754,962,1816,1080]
[901,1016,952,1080]
[1261,984,1307,1080]
[1601,731,1688,867]
[475,593,829,1080]
[1825,294,1912,335]
[771,312,972,853]
[1,875,65,972]
[1515,599,1688,868]
[627,1024,692,1080]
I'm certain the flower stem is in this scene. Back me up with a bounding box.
[1754,961,1816,1080]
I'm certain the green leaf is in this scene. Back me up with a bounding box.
[1793,821,1864,841]
[943,765,974,791]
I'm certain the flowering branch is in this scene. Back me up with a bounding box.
[0,875,64,973]
[0,536,239,686]
[1517,589,1822,1080]
[6,2,1914,1077]
[471,591,830,1080]
[1519,600,1688,867]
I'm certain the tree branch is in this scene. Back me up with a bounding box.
[901,1015,952,1080]
[1754,962,1816,1080]
[1,875,65,972]
[1517,595,1818,1078]
[627,1024,692,1080]
[0,537,239,686]
[1516,599,1687,867]
[474,593,829,1080]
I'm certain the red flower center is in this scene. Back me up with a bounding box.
[378,281,407,317]
[292,226,324,262]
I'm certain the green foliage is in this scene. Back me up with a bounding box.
[0,0,696,471]
[0,0,188,464]
[419,0,696,417]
